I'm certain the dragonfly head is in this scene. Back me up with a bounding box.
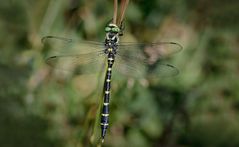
[105,23,120,44]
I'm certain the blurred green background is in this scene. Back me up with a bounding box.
[0,0,239,147]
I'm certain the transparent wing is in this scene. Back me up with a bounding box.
[42,36,107,74]
[42,36,105,54]
[114,42,182,78]
[117,42,182,60]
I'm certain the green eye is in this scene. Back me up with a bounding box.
[112,27,120,32]
[105,27,111,32]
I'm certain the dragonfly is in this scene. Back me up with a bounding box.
[42,22,182,143]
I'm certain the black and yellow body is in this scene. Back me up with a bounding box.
[100,23,120,142]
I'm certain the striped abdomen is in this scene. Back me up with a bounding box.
[100,53,115,142]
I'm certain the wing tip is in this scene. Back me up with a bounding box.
[169,42,183,52]
[41,35,72,44]
[45,55,57,65]
[41,36,55,44]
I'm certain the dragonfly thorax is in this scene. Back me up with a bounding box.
[105,33,119,44]
[104,24,120,55]
[104,44,117,55]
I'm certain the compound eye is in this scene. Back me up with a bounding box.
[105,27,111,32]
[112,27,120,33]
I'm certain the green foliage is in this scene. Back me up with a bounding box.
[0,0,238,146]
